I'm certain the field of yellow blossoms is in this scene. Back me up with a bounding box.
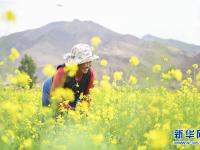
[1,35,200,150]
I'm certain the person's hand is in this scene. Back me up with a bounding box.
[59,101,75,110]
[65,103,75,110]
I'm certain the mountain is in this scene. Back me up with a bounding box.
[0,19,200,83]
[143,34,200,57]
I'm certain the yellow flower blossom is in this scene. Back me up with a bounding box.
[170,69,182,81]
[187,77,193,83]
[9,48,20,62]
[162,122,170,131]
[148,106,160,114]
[19,138,32,150]
[112,81,117,87]
[93,79,99,85]
[92,134,104,145]
[90,36,102,49]
[152,64,161,73]
[192,64,198,69]
[174,113,183,121]
[113,71,123,81]
[64,64,78,77]
[51,88,74,102]
[137,145,147,150]
[129,56,140,66]
[6,70,32,88]
[144,129,168,149]
[186,69,192,75]
[42,64,56,77]
[102,75,110,81]
[162,69,182,81]
[3,10,16,22]
[100,59,107,67]
[1,53,200,150]
[1,130,15,144]
[128,75,138,85]
[181,77,193,87]
[1,135,9,144]
[110,138,117,145]
[100,79,111,90]
[68,110,81,122]
[161,72,172,80]
[78,101,90,112]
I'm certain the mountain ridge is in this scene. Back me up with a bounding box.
[0,19,200,82]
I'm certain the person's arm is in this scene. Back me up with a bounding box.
[85,67,96,95]
[51,67,66,94]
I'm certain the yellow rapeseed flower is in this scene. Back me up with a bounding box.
[186,69,192,75]
[192,64,198,69]
[51,88,74,102]
[128,75,138,85]
[170,69,182,81]
[187,77,192,84]
[144,129,168,149]
[129,56,140,66]
[162,122,170,131]
[110,138,117,145]
[3,10,16,22]
[6,70,32,88]
[137,145,147,150]
[93,79,99,85]
[1,135,9,144]
[19,138,32,150]
[64,64,78,77]
[113,71,123,81]
[1,130,15,144]
[78,101,90,112]
[152,64,161,73]
[100,79,111,90]
[100,59,107,67]
[112,81,117,87]
[9,48,20,62]
[102,75,110,81]
[92,134,104,145]
[161,72,172,81]
[90,36,102,49]
[181,77,193,87]
[148,106,160,114]
[162,69,182,81]
[42,64,56,77]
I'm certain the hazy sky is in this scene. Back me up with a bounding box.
[1,0,200,45]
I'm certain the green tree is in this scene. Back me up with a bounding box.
[18,54,37,88]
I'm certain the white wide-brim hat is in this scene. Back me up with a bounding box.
[63,43,99,65]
